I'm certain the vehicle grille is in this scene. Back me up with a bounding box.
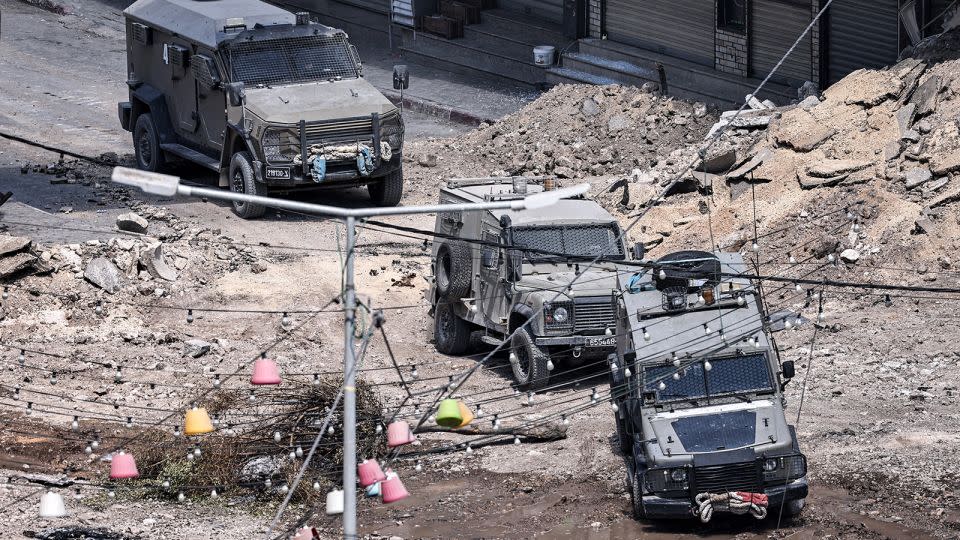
[303,110,400,147]
[574,300,616,332]
[693,462,760,494]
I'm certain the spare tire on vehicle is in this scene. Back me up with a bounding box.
[435,241,472,299]
[654,250,721,290]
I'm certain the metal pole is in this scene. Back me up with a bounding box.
[342,216,357,539]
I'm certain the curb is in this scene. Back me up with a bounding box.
[18,0,69,15]
[379,89,500,127]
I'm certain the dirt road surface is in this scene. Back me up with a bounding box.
[1,0,959,539]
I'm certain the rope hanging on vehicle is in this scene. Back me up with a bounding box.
[694,491,768,523]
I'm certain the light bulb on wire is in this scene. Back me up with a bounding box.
[546,359,554,371]
[281,312,291,329]
[642,328,650,341]
[186,309,194,324]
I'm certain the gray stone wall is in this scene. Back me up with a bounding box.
[715,27,748,76]
[589,0,602,38]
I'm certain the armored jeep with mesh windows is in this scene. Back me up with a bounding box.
[118,0,404,219]
[609,250,808,521]
[428,177,644,390]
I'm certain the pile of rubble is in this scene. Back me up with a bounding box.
[0,234,50,281]
[402,84,720,201]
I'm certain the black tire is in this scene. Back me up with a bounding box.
[783,497,806,516]
[510,326,550,390]
[368,165,403,207]
[435,242,472,299]
[434,300,471,355]
[629,469,647,519]
[133,113,164,172]
[229,151,267,219]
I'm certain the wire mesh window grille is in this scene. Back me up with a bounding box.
[512,224,624,261]
[643,354,772,403]
[228,34,358,86]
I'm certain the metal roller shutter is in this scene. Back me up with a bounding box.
[508,0,564,25]
[826,0,900,84]
[751,1,812,85]
[605,0,716,66]
[339,0,389,14]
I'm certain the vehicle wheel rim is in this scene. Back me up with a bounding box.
[138,132,152,166]
[231,169,246,210]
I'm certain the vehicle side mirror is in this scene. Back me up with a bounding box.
[781,360,795,379]
[225,82,245,107]
[632,242,645,260]
[393,64,409,90]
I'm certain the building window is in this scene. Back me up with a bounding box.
[718,0,747,33]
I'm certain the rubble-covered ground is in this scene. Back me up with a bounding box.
[1,0,960,536]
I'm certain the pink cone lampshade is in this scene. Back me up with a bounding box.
[110,451,140,480]
[386,421,416,448]
[292,527,316,540]
[358,459,387,487]
[381,471,410,504]
[251,356,281,385]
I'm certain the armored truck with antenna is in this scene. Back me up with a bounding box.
[609,250,808,521]
[428,177,645,390]
[118,0,405,219]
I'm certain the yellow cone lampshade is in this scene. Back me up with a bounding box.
[184,407,214,436]
[456,401,474,428]
[435,399,463,428]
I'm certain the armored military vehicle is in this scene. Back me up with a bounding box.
[608,250,807,520]
[428,177,644,390]
[118,0,405,218]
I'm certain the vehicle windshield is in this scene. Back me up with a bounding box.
[643,354,773,403]
[228,34,359,86]
[512,223,624,262]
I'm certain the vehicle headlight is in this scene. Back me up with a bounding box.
[262,129,296,163]
[381,111,404,153]
[670,468,687,482]
[544,303,572,328]
[645,467,689,493]
[763,454,806,483]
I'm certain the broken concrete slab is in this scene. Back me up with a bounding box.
[798,171,847,189]
[726,148,774,179]
[139,243,178,282]
[580,98,600,117]
[914,218,934,234]
[607,114,631,132]
[0,235,32,257]
[807,159,873,178]
[183,339,212,358]
[895,103,916,136]
[774,108,836,152]
[923,177,950,195]
[912,75,941,117]
[905,167,933,189]
[883,141,903,162]
[84,257,122,293]
[931,150,960,176]
[697,148,737,173]
[115,212,148,234]
[840,249,860,263]
[798,95,821,110]
[901,129,921,143]
[0,252,37,277]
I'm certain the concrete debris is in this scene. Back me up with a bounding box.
[840,249,860,263]
[797,80,819,100]
[773,108,836,152]
[798,95,821,110]
[0,235,32,257]
[580,97,600,116]
[417,154,438,168]
[895,103,916,136]
[726,148,774,179]
[697,148,737,174]
[139,243,178,281]
[807,159,872,178]
[115,212,149,234]
[745,94,767,110]
[607,114,631,132]
[183,338,212,358]
[912,75,941,117]
[914,218,934,234]
[904,167,933,189]
[931,150,960,176]
[83,257,122,293]
[0,252,38,277]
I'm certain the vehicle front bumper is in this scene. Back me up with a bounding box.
[535,335,616,349]
[257,154,401,189]
[641,477,809,519]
